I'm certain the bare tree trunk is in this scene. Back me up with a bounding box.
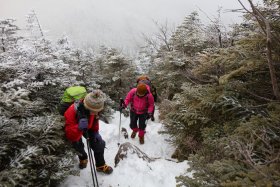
[1,38,5,52]
[155,20,172,51]
[218,28,222,48]
[265,23,280,100]
[142,20,173,52]
[1,27,5,52]
[32,10,44,37]
[198,6,224,48]
[238,0,280,100]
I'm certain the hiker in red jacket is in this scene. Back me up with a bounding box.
[121,83,154,144]
[64,90,113,174]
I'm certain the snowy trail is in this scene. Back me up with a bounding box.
[60,109,190,187]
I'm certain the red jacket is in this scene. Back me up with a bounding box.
[124,87,154,114]
[64,104,99,142]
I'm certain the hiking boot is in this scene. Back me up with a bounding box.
[131,131,137,139]
[96,164,113,174]
[139,137,144,144]
[79,159,88,169]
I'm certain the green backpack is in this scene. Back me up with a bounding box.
[59,86,87,115]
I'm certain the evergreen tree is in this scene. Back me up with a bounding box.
[0,19,21,53]
[93,46,137,103]
[26,10,44,40]
[170,11,206,56]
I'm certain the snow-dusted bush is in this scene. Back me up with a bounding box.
[0,19,117,186]
[149,3,280,186]
[0,115,78,186]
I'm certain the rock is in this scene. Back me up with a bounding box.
[114,142,154,167]
[121,127,128,139]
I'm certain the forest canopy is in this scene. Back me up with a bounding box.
[0,0,280,186]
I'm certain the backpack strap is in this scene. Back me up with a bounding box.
[74,100,80,111]
[74,101,90,121]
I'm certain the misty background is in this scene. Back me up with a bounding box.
[1,0,244,54]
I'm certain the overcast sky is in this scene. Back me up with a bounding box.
[1,0,246,53]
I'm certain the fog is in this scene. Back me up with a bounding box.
[1,0,244,53]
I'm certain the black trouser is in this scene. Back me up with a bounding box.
[129,110,148,131]
[72,130,106,167]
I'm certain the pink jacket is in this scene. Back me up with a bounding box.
[124,87,154,114]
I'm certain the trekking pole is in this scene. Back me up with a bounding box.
[118,98,124,146]
[86,131,99,187]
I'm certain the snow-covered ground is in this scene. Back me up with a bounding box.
[60,109,190,187]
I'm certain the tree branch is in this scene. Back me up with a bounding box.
[239,0,280,100]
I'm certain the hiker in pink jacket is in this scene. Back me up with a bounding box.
[121,83,154,144]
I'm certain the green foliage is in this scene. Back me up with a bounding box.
[160,82,260,160]
[178,106,280,187]
[151,1,280,186]
[151,51,195,101]
[150,11,221,101]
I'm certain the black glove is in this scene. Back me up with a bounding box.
[119,102,126,111]
[147,113,153,120]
